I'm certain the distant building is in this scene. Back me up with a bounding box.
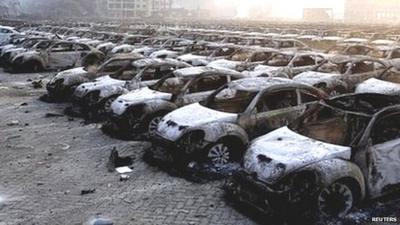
[0,0,22,18]
[345,0,400,24]
[303,8,333,23]
[96,0,173,19]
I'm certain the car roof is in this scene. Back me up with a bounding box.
[229,77,295,92]
[173,66,242,78]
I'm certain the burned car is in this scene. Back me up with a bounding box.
[46,53,144,101]
[226,93,400,219]
[151,78,327,168]
[105,66,244,136]
[356,78,400,95]
[73,58,191,119]
[242,51,326,78]
[293,57,390,96]
[11,41,104,72]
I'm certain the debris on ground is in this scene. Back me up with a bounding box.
[107,148,134,172]
[120,174,130,181]
[115,166,133,174]
[7,120,19,126]
[91,218,113,225]
[45,113,64,118]
[81,189,96,195]
[31,80,43,89]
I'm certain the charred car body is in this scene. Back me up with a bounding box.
[151,77,327,168]
[105,66,244,136]
[46,53,144,102]
[72,58,191,119]
[10,41,104,72]
[226,93,400,219]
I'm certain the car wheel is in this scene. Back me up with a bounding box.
[206,142,233,167]
[147,115,163,135]
[100,96,117,115]
[317,181,354,217]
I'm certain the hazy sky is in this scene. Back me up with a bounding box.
[214,0,345,18]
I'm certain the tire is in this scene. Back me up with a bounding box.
[145,112,167,136]
[317,181,355,217]
[24,61,43,73]
[98,95,118,116]
[205,140,240,167]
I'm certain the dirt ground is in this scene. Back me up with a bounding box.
[0,69,399,225]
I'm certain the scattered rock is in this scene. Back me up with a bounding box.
[81,189,96,195]
[20,102,28,106]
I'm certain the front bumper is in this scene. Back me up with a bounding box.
[225,170,292,215]
[150,134,178,160]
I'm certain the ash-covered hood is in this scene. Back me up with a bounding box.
[111,87,172,116]
[244,127,351,184]
[157,103,237,141]
[293,71,341,86]
[355,78,400,95]
[49,67,87,85]
[74,75,125,98]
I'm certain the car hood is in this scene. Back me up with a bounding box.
[74,75,125,98]
[207,59,241,70]
[111,87,172,116]
[178,54,210,66]
[0,44,15,55]
[157,103,238,141]
[244,127,351,184]
[49,67,87,85]
[355,78,400,95]
[293,71,341,86]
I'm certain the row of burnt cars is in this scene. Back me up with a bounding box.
[2,23,400,222]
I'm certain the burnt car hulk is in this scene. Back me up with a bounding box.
[73,58,191,119]
[46,53,144,102]
[106,66,244,136]
[225,93,400,219]
[151,77,327,168]
[11,41,104,72]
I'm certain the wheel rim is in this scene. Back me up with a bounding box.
[318,182,354,217]
[207,143,230,166]
[148,116,162,135]
[103,98,115,113]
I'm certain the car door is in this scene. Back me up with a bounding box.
[345,60,387,87]
[388,48,400,70]
[367,113,400,198]
[251,89,304,137]
[74,43,91,65]
[179,75,230,106]
[47,43,77,70]
[289,55,322,76]
[0,28,11,44]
